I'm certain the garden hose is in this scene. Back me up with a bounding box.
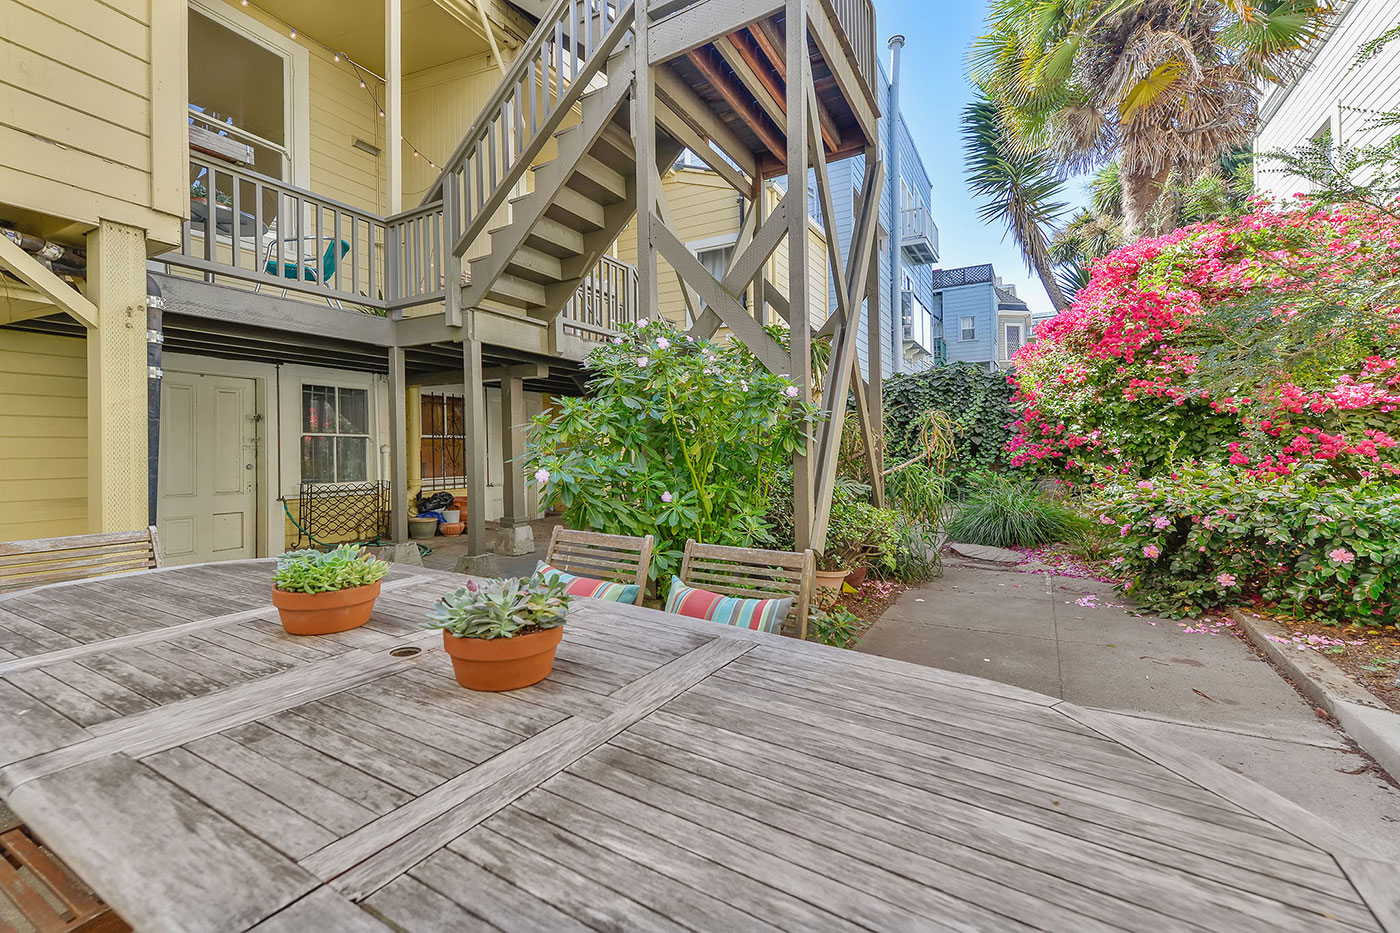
[280,501,433,557]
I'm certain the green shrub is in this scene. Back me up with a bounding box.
[272,545,389,593]
[807,606,861,648]
[883,363,1019,480]
[946,474,1090,548]
[425,574,571,639]
[1095,464,1400,625]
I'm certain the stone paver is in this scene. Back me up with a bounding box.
[860,558,1400,861]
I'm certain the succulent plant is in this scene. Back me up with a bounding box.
[425,573,571,639]
[272,545,389,593]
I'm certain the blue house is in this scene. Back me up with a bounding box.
[931,264,1034,368]
[812,37,940,380]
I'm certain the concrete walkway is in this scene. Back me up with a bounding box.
[860,558,1400,860]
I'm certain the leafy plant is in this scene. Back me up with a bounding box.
[807,606,861,648]
[272,545,389,594]
[527,317,817,582]
[1094,464,1400,626]
[425,574,571,639]
[882,520,943,583]
[946,474,1090,549]
[883,364,1019,484]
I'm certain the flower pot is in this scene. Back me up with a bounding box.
[442,626,564,691]
[439,521,464,536]
[814,568,849,591]
[271,581,382,636]
[846,565,868,587]
[409,517,437,540]
[441,509,461,523]
[451,496,469,514]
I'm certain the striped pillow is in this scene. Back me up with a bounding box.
[535,562,639,604]
[663,576,792,634]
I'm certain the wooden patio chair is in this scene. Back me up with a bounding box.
[0,823,128,932]
[0,528,163,595]
[679,540,816,639]
[542,526,654,606]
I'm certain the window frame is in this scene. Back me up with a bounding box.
[960,315,977,342]
[419,391,469,490]
[1004,322,1024,360]
[298,383,373,486]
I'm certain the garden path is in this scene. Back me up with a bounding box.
[860,556,1400,861]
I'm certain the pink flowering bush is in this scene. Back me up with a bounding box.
[1009,203,1400,480]
[1093,464,1400,626]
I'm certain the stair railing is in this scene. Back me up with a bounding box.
[425,0,635,262]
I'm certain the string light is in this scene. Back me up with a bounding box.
[229,0,444,172]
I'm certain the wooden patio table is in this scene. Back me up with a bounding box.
[0,561,1396,932]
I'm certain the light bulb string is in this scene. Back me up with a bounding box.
[235,0,442,169]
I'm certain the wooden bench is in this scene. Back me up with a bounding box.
[542,527,654,606]
[0,824,128,932]
[0,529,163,596]
[679,540,816,639]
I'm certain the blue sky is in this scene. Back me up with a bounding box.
[875,0,1083,317]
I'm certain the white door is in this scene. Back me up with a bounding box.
[158,372,259,565]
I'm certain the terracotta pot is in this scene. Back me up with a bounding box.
[439,521,464,536]
[441,626,563,691]
[845,565,868,587]
[272,581,381,636]
[814,568,849,591]
[451,496,470,515]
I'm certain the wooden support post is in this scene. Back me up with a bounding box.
[387,346,409,543]
[786,0,813,553]
[496,372,534,556]
[407,384,422,502]
[444,174,463,329]
[385,0,403,215]
[751,175,766,324]
[866,219,885,506]
[462,322,488,557]
[634,6,657,321]
[85,220,149,534]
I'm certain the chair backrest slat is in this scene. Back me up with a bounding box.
[679,540,816,639]
[0,527,163,594]
[544,526,654,606]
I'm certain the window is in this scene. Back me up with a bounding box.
[420,394,467,490]
[960,315,977,341]
[695,243,746,309]
[189,9,291,179]
[300,385,369,483]
[1005,323,1024,359]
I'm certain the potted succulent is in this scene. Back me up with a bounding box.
[271,545,389,636]
[424,573,571,691]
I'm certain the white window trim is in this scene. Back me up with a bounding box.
[277,366,386,499]
[1003,322,1024,361]
[189,0,311,188]
[959,315,977,342]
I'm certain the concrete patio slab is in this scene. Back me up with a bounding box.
[860,557,1400,861]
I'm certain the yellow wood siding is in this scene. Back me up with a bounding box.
[0,331,89,542]
[0,0,186,245]
[403,53,502,205]
[615,168,828,330]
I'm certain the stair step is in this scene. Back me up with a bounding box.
[588,120,636,171]
[544,186,606,230]
[491,215,584,258]
[502,244,564,284]
[486,272,546,308]
[565,153,627,203]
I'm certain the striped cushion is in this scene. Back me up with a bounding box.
[535,562,639,604]
[663,576,792,634]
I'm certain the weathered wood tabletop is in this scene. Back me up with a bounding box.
[1,561,1396,932]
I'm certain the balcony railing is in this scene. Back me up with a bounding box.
[561,254,639,342]
[159,155,638,340]
[901,289,934,357]
[900,203,938,265]
[162,156,387,310]
[823,0,877,98]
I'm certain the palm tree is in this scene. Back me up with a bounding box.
[961,92,1073,311]
[971,0,1330,237]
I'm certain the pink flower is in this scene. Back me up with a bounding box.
[534,468,550,484]
[1143,545,1160,559]
[656,337,671,349]
[1328,548,1355,565]
[784,385,799,398]
[1137,481,1154,490]
[1119,524,1130,536]
[637,356,649,368]
[1216,573,1236,587]
[660,491,673,503]
[1152,516,1171,530]
[1099,515,1116,525]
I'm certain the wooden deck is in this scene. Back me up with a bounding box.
[0,562,1395,932]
